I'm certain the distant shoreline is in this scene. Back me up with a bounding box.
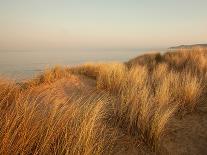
[169,44,207,50]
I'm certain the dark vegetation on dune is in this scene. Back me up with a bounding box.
[0,48,207,154]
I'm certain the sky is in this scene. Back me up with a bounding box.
[0,0,207,51]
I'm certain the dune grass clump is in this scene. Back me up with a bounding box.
[96,64,178,149]
[163,49,207,75]
[0,82,120,155]
[97,63,127,94]
[0,79,21,111]
[96,50,206,149]
[23,66,71,88]
[153,70,204,111]
[126,52,162,70]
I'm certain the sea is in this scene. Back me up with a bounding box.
[0,49,163,80]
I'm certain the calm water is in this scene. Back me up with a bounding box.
[0,49,159,79]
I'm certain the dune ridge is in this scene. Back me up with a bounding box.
[0,48,207,154]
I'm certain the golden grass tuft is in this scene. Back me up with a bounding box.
[0,85,120,155]
[97,63,127,94]
[163,48,207,74]
[23,66,71,88]
[96,63,178,148]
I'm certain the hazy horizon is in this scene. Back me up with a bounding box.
[0,0,207,51]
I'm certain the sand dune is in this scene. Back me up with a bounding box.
[0,48,207,154]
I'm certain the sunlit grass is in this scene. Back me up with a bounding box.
[0,48,206,154]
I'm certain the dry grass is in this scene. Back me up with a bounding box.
[69,63,104,79]
[0,83,120,155]
[0,48,206,154]
[97,63,127,94]
[163,49,207,75]
[97,48,206,149]
[96,64,178,148]
[24,66,71,88]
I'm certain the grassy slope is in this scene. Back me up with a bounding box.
[0,48,207,154]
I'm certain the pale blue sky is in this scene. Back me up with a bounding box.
[0,0,207,51]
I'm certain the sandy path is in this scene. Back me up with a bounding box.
[161,111,207,155]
